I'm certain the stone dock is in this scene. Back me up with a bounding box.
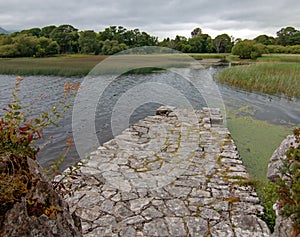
[60,106,271,237]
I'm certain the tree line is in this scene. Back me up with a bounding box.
[0,25,158,57]
[232,26,300,59]
[0,24,300,58]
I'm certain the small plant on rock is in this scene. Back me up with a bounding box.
[259,181,278,232]
[276,128,300,236]
[0,77,79,221]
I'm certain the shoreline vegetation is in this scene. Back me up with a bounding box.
[0,55,107,77]
[0,54,217,77]
[0,54,206,77]
[0,53,227,77]
[218,61,300,98]
[0,53,300,99]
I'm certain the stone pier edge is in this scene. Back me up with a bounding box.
[59,106,271,237]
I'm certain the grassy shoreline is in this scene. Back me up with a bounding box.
[1,54,300,99]
[0,55,108,77]
[217,62,300,98]
[0,53,298,74]
[0,54,199,77]
[0,53,227,77]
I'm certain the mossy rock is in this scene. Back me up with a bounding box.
[0,154,82,236]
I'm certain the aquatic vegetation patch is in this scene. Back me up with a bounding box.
[218,62,300,98]
[226,111,291,181]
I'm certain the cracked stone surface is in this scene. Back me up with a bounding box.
[60,106,270,236]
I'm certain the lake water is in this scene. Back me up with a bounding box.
[1,67,299,178]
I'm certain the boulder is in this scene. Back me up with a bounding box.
[267,135,300,237]
[267,135,296,182]
[0,156,82,237]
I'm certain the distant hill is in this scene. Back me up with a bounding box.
[0,27,9,34]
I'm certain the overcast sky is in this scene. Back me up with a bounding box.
[0,0,300,40]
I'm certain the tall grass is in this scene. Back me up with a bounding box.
[218,62,300,98]
[189,53,228,61]
[258,54,300,63]
[227,54,300,63]
[0,55,107,77]
[0,54,194,77]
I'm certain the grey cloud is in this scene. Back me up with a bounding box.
[0,0,299,39]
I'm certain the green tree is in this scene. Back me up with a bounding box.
[276,26,300,46]
[0,34,59,57]
[101,40,128,55]
[188,34,213,53]
[122,29,135,46]
[0,44,19,57]
[35,37,60,57]
[175,36,191,52]
[174,35,187,42]
[0,34,13,45]
[20,28,41,37]
[213,34,232,53]
[290,32,300,45]
[98,26,158,48]
[135,30,158,46]
[41,25,57,38]
[14,35,38,57]
[98,26,127,43]
[161,35,189,52]
[79,30,98,54]
[201,34,213,52]
[254,34,275,45]
[45,41,60,55]
[50,24,79,53]
[159,37,177,49]
[191,27,202,38]
[113,26,127,43]
[123,29,158,47]
[232,40,265,59]
[188,36,203,53]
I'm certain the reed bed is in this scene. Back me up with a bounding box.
[0,54,195,77]
[257,54,300,63]
[218,62,300,98]
[0,55,107,77]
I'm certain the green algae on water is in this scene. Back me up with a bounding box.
[226,108,292,181]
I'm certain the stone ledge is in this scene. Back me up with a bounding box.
[60,107,270,237]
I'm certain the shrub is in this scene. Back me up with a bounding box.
[265,45,300,54]
[0,44,20,57]
[0,77,79,216]
[0,78,79,158]
[287,45,300,54]
[265,45,288,54]
[232,40,265,59]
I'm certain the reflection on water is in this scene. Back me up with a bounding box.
[0,69,299,176]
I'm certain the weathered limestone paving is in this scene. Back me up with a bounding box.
[60,106,270,236]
